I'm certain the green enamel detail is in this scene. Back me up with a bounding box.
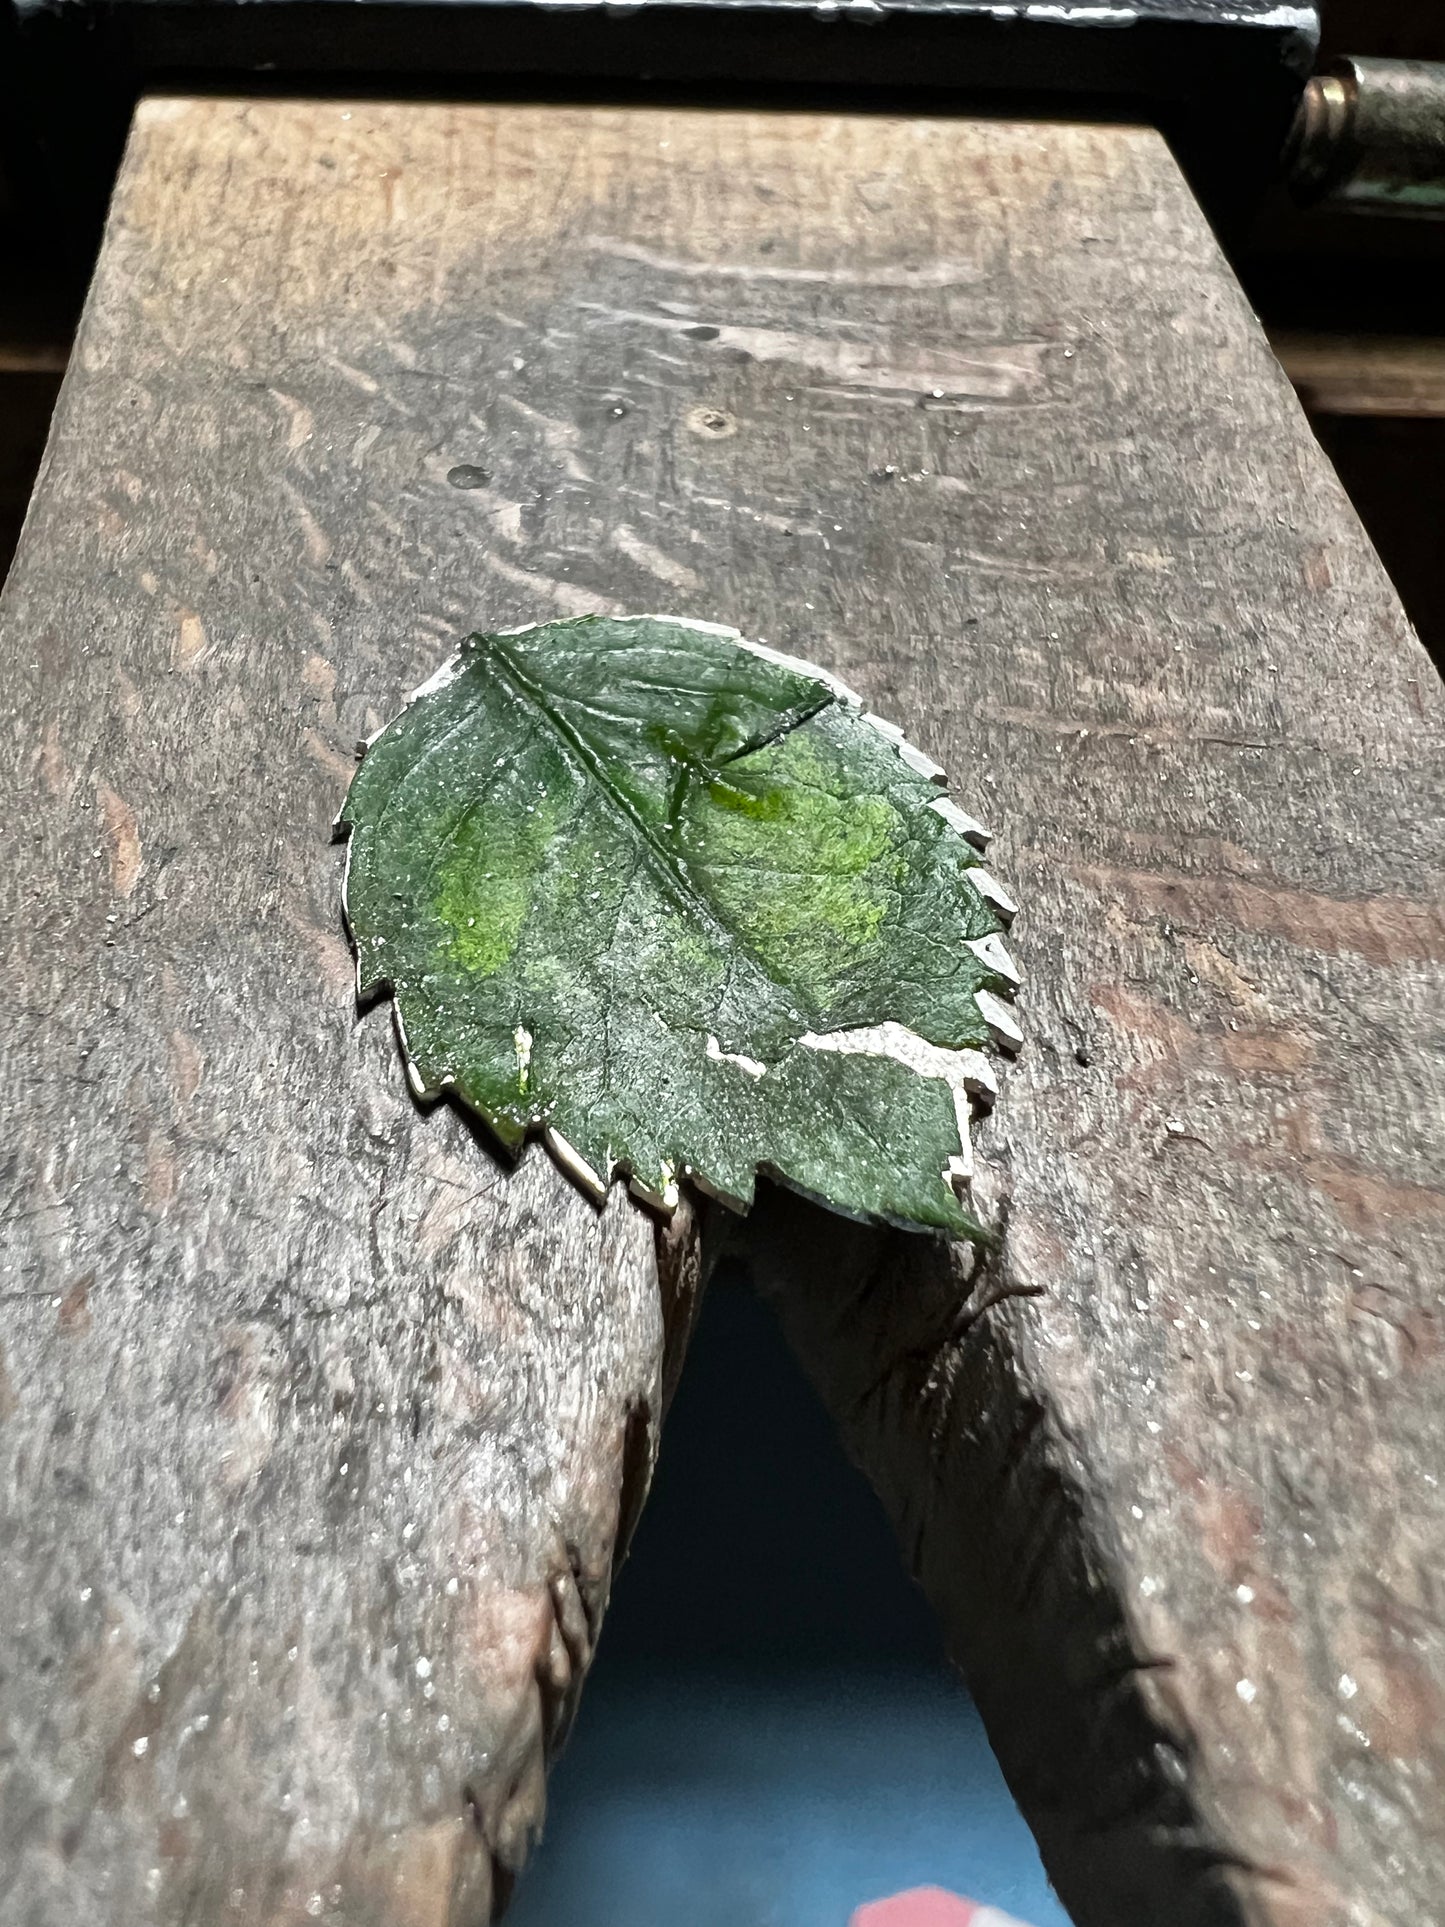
[339,615,1016,1237]
[431,798,555,977]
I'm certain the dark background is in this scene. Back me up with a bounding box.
[600,1267,942,1670]
[503,1273,1073,1925]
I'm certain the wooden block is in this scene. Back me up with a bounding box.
[720,106,1443,1927]
[0,97,718,1927]
[1,94,1441,1927]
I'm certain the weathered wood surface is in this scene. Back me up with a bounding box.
[716,122,1444,1927]
[0,97,718,1927]
[1,95,1441,1927]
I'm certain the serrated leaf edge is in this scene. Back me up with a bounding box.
[335,615,1023,1230]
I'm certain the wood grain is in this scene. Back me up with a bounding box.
[1,96,1441,1927]
[0,97,718,1927]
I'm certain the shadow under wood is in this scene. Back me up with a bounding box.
[735,1179,1250,1927]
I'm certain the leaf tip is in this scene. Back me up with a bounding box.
[968,867,1019,923]
[627,1160,681,1215]
[975,989,1024,1054]
[928,794,991,851]
[966,932,1022,988]
[543,1127,608,1207]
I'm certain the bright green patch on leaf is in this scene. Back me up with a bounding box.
[339,615,1020,1236]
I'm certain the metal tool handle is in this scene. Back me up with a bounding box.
[1288,56,1445,217]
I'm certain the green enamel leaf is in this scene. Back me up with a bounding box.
[338,616,1021,1237]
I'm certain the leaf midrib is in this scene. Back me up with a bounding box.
[480,635,824,1033]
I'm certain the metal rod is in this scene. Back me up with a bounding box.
[1287,56,1445,217]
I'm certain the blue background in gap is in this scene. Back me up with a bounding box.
[508,1270,1073,1927]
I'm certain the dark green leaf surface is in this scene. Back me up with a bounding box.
[339,616,1019,1235]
